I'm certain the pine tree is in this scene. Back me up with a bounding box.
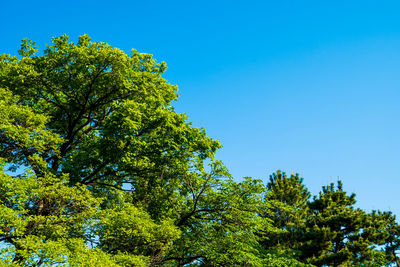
[363,210,400,266]
[300,181,389,266]
[260,170,311,256]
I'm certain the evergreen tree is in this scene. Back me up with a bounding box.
[300,181,389,266]
[363,210,400,266]
[260,170,310,256]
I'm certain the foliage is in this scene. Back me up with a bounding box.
[299,181,398,266]
[260,170,311,255]
[0,35,398,266]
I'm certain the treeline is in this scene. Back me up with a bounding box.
[0,35,399,266]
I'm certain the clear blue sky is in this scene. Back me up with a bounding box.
[2,1,400,216]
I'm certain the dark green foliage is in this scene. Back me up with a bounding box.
[259,173,400,267]
[260,171,311,256]
[300,181,367,266]
[363,210,400,266]
[299,181,398,266]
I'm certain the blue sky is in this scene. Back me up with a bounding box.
[1,1,400,216]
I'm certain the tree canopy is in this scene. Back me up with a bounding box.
[0,35,399,266]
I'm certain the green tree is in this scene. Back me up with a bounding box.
[0,35,300,266]
[300,181,390,266]
[0,35,192,266]
[260,172,400,267]
[363,210,400,266]
[258,170,311,260]
[263,171,310,246]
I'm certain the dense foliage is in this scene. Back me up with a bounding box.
[0,35,399,266]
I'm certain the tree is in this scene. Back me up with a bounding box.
[363,210,400,266]
[0,35,301,266]
[1,34,196,266]
[299,181,391,266]
[259,170,311,257]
